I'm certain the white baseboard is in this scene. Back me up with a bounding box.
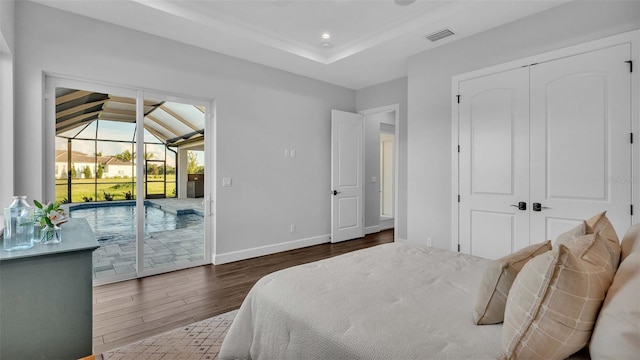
[214,234,330,264]
[379,219,394,231]
[364,225,380,235]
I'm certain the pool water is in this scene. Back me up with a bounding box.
[69,204,203,244]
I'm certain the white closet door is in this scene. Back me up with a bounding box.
[529,44,632,241]
[458,67,530,259]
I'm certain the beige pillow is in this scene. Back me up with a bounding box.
[554,221,586,246]
[585,211,621,269]
[620,223,640,263]
[473,241,551,325]
[590,252,640,359]
[501,234,614,360]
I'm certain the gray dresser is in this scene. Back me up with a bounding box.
[0,218,99,359]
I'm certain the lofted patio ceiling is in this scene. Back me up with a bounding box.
[55,88,205,146]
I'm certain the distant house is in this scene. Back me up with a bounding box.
[102,157,135,178]
[55,150,134,179]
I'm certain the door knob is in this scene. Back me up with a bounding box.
[332,190,341,196]
[510,202,527,211]
[532,203,550,212]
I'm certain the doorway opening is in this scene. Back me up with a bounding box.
[362,105,398,236]
[380,130,394,229]
[330,105,399,242]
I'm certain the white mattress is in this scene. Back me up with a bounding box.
[219,242,505,360]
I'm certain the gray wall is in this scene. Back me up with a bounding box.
[406,0,640,250]
[13,1,355,259]
[0,0,15,208]
[0,0,15,52]
[356,77,408,239]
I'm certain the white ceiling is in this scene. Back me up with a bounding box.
[30,0,570,90]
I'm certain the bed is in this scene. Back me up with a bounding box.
[220,219,639,360]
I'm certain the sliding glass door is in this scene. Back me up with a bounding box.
[46,77,213,285]
[52,84,139,282]
[141,93,208,276]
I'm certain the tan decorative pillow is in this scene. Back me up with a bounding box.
[554,221,586,247]
[590,252,640,359]
[473,241,551,325]
[501,234,614,360]
[620,223,640,263]
[585,211,621,269]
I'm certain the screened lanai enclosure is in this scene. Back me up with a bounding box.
[51,83,209,284]
[55,88,205,203]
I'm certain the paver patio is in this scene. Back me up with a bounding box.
[70,198,205,280]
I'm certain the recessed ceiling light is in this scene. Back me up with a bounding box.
[321,33,331,40]
[321,42,333,48]
[394,0,416,5]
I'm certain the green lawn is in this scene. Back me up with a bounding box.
[55,175,176,203]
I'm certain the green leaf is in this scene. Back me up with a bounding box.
[33,200,43,209]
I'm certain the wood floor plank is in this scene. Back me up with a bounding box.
[94,317,145,337]
[94,299,187,328]
[93,230,393,353]
[93,293,181,317]
[94,294,134,307]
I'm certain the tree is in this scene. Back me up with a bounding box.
[187,151,204,174]
[83,166,92,179]
[71,166,77,179]
[116,150,133,162]
[96,163,104,179]
[147,164,159,176]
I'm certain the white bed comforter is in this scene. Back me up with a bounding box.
[219,242,504,360]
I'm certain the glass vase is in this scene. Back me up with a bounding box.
[3,196,34,251]
[33,208,44,241]
[40,224,62,244]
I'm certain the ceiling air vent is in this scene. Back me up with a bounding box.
[425,29,455,42]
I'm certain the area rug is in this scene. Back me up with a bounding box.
[101,309,238,360]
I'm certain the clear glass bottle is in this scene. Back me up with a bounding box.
[3,196,34,251]
[33,207,44,242]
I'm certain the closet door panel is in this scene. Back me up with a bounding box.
[458,67,530,258]
[529,44,632,241]
[545,74,607,200]
[470,89,515,195]
[469,211,516,260]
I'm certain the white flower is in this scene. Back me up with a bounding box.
[48,210,64,223]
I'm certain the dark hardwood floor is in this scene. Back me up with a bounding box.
[93,229,394,354]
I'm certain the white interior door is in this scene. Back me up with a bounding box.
[458,67,530,259]
[529,44,632,241]
[331,110,364,243]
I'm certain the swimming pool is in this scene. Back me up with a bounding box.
[68,201,203,244]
